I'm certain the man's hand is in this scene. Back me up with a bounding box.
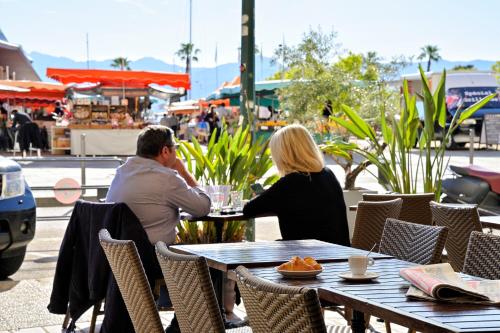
[172,158,198,187]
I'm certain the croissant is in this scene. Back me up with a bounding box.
[278,256,321,271]
[304,256,322,270]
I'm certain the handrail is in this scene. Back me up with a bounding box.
[9,156,125,165]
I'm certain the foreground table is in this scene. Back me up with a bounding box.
[171,239,393,272]
[241,259,500,333]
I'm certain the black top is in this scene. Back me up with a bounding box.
[12,111,32,128]
[243,168,350,246]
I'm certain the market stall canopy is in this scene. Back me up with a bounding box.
[0,84,30,92]
[148,84,184,100]
[207,79,291,99]
[167,100,200,114]
[0,30,41,81]
[0,80,67,101]
[199,98,230,108]
[46,68,191,90]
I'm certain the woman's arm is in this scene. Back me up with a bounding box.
[243,179,283,218]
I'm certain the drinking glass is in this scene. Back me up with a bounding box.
[230,190,243,210]
[210,191,225,213]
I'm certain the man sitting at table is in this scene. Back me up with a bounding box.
[106,125,210,333]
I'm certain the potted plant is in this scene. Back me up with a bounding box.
[175,126,278,243]
[331,66,496,199]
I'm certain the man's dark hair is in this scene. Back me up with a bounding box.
[136,125,175,158]
[220,102,226,107]
[11,109,18,114]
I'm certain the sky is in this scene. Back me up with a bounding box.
[1,0,499,67]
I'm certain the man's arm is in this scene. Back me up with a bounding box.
[168,158,211,217]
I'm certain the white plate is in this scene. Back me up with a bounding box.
[276,268,323,279]
[339,271,379,281]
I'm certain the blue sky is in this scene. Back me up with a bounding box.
[1,0,499,67]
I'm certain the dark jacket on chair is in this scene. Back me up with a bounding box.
[48,200,162,333]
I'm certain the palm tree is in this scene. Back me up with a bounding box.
[417,45,442,72]
[176,43,201,74]
[110,57,131,70]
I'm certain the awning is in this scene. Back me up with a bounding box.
[0,84,29,92]
[0,80,67,101]
[47,68,191,90]
[199,98,230,108]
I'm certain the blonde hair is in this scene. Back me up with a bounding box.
[269,124,324,176]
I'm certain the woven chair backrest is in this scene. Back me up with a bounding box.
[463,231,500,279]
[155,242,226,333]
[235,266,326,333]
[380,218,448,264]
[98,229,164,333]
[362,193,434,225]
[351,198,403,251]
[430,201,483,271]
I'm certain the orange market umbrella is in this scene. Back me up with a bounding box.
[47,68,191,90]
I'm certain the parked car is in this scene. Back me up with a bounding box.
[0,156,36,279]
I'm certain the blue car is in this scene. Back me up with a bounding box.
[0,157,36,279]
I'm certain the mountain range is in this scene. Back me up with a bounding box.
[28,51,496,99]
[29,51,279,99]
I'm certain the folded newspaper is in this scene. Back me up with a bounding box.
[399,263,500,305]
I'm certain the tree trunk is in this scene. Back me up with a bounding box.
[427,58,431,72]
[186,57,191,74]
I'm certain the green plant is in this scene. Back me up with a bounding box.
[320,136,373,190]
[331,66,496,199]
[175,127,279,243]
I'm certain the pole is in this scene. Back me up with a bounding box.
[86,33,90,69]
[215,42,218,88]
[80,134,86,194]
[281,34,285,80]
[188,0,192,100]
[469,127,474,165]
[240,0,255,129]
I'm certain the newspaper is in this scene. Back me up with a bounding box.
[399,263,500,305]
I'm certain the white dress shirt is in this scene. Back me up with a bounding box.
[106,156,211,244]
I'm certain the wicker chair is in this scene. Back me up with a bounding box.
[380,218,448,265]
[98,229,164,333]
[351,198,402,252]
[362,193,435,225]
[430,201,483,271]
[155,242,251,333]
[235,266,351,333]
[463,231,500,279]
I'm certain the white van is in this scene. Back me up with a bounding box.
[401,71,500,148]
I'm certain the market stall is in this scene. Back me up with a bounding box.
[46,68,190,155]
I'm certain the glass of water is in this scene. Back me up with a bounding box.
[210,191,225,213]
[230,190,243,210]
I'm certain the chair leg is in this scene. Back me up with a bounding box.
[89,300,103,333]
[62,308,70,329]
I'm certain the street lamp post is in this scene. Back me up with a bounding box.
[240,0,255,129]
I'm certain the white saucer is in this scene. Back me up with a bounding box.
[339,271,379,281]
[277,268,323,279]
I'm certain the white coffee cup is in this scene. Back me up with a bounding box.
[348,255,374,276]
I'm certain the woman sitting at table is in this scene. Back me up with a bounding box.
[243,124,350,246]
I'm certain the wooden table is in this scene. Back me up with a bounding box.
[480,215,500,230]
[242,259,500,333]
[171,239,393,273]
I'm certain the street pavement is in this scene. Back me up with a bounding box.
[0,148,499,332]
